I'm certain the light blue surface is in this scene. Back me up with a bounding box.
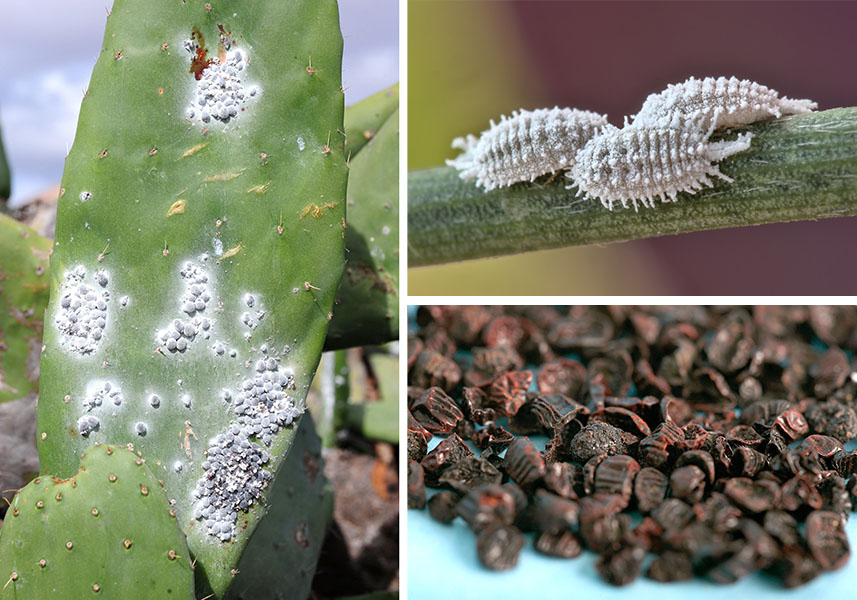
[409,436,857,600]
[408,504,857,600]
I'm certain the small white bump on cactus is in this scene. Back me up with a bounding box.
[239,293,265,329]
[56,265,111,355]
[77,415,100,436]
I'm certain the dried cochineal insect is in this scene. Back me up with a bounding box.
[408,305,857,586]
[447,107,609,190]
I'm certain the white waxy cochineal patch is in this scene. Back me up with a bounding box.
[233,357,301,447]
[56,265,111,355]
[192,430,273,542]
[446,107,609,191]
[184,42,257,125]
[568,116,753,211]
[156,261,213,353]
[631,76,817,131]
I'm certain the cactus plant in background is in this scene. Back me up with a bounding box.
[35,0,345,596]
[0,444,194,599]
[0,214,51,404]
[342,83,399,160]
[0,121,10,208]
[327,88,399,351]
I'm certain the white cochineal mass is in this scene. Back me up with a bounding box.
[446,107,609,191]
[56,266,111,355]
[157,260,213,353]
[184,41,259,125]
[233,357,302,447]
[448,76,817,210]
[631,76,817,131]
[192,430,273,542]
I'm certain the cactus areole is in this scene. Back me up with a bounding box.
[36,0,346,597]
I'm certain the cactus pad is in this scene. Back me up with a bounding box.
[0,214,51,403]
[0,444,194,599]
[36,0,346,596]
[327,101,399,350]
[0,121,10,205]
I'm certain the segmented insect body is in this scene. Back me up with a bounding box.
[632,76,817,130]
[569,118,753,211]
[447,107,609,190]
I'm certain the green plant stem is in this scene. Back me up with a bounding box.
[408,107,857,266]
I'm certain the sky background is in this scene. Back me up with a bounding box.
[0,0,398,207]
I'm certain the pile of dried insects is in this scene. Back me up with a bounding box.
[407,306,856,587]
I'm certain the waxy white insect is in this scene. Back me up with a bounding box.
[631,76,816,130]
[447,107,609,190]
[569,116,753,211]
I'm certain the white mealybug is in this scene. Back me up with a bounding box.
[446,107,609,190]
[631,76,817,130]
[569,116,753,211]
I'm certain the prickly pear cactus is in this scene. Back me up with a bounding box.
[0,214,51,403]
[36,0,345,597]
[225,414,332,600]
[342,83,398,159]
[326,101,398,350]
[0,121,10,206]
[0,444,194,599]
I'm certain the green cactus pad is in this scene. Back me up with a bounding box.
[0,121,10,205]
[225,413,332,600]
[0,444,194,599]
[0,214,51,403]
[342,83,398,160]
[326,106,398,350]
[346,350,398,443]
[36,0,345,597]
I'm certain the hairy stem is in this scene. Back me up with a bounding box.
[408,107,857,266]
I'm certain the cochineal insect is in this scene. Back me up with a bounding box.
[446,107,609,191]
[568,115,753,211]
[631,75,817,131]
